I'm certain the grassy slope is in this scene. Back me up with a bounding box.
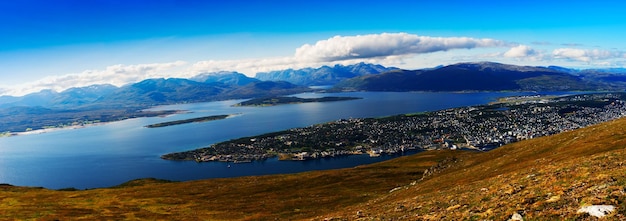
[1,118,625,220]
[0,151,469,220]
[324,117,626,220]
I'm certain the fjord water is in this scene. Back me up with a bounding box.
[0,92,543,189]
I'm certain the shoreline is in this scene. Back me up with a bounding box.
[1,109,188,138]
[3,122,110,137]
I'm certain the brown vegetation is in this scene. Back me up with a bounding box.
[0,150,465,220]
[323,117,626,220]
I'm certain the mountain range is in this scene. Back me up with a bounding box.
[2,62,626,133]
[0,73,303,109]
[0,73,310,132]
[333,62,626,92]
[0,63,396,109]
[4,62,626,109]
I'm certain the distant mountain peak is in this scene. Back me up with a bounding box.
[190,71,259,86]
[255,63,397,86]
[36,89,58,95]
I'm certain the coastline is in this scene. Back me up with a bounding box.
[162,92,626,165]
[3,122,109,137]
[1,109,188,138]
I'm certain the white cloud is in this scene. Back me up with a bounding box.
[552,48,621,62]
[294,33,506,62]
[192,33,506,76]
[504,45,538,58]
[3,61,186,96]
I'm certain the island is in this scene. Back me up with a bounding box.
[162,93,626,163]
[145,114,234,128]
[233,96,361,107]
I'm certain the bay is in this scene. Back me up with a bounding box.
[0,91,560,189]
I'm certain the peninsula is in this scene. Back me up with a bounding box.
[233,96,361,107]
[145,114,233,128]
[162,93,626,163]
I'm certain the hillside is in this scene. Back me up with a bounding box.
[324,117,626,220]
[334,62,623,92]
[1,117,625,220]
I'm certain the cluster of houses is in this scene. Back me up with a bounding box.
[186,93,626,162]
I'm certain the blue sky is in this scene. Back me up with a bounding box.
[1,0,626,95]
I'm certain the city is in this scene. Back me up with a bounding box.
[163,93,626,162]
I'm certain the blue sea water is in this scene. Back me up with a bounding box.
[0,91,563,189]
